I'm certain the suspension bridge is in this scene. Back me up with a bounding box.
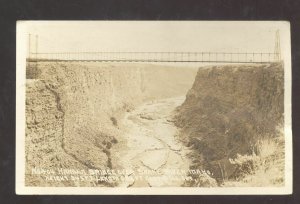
[27,31,281,64]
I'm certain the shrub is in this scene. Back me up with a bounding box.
[229,153,260,179]
[228,137,281,182]
[193,170,218,187]
[255,138,278,158]
[183,168,218,187]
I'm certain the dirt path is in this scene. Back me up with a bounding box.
[118,96,190,187]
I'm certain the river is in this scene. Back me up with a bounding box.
[117,96,191,187]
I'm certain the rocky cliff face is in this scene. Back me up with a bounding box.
[25,62,197,186]
[26,80,88,186]
[175,63,284,184]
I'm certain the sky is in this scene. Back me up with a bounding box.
[19,21,289,54]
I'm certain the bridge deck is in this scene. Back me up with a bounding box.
[27,59,273,64]
[27,51,281,64]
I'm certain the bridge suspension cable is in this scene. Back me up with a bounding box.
[27,31,282,64]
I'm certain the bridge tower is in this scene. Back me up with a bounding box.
[28,34,31,59]
[28,34,38,60]
[28,34,39,78]
[274,30,281,61]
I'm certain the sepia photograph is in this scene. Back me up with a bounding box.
[15,21,292,194]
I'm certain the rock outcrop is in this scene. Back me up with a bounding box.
[175,63,284,184]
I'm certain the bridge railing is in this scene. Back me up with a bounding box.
[27,51,281,63]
